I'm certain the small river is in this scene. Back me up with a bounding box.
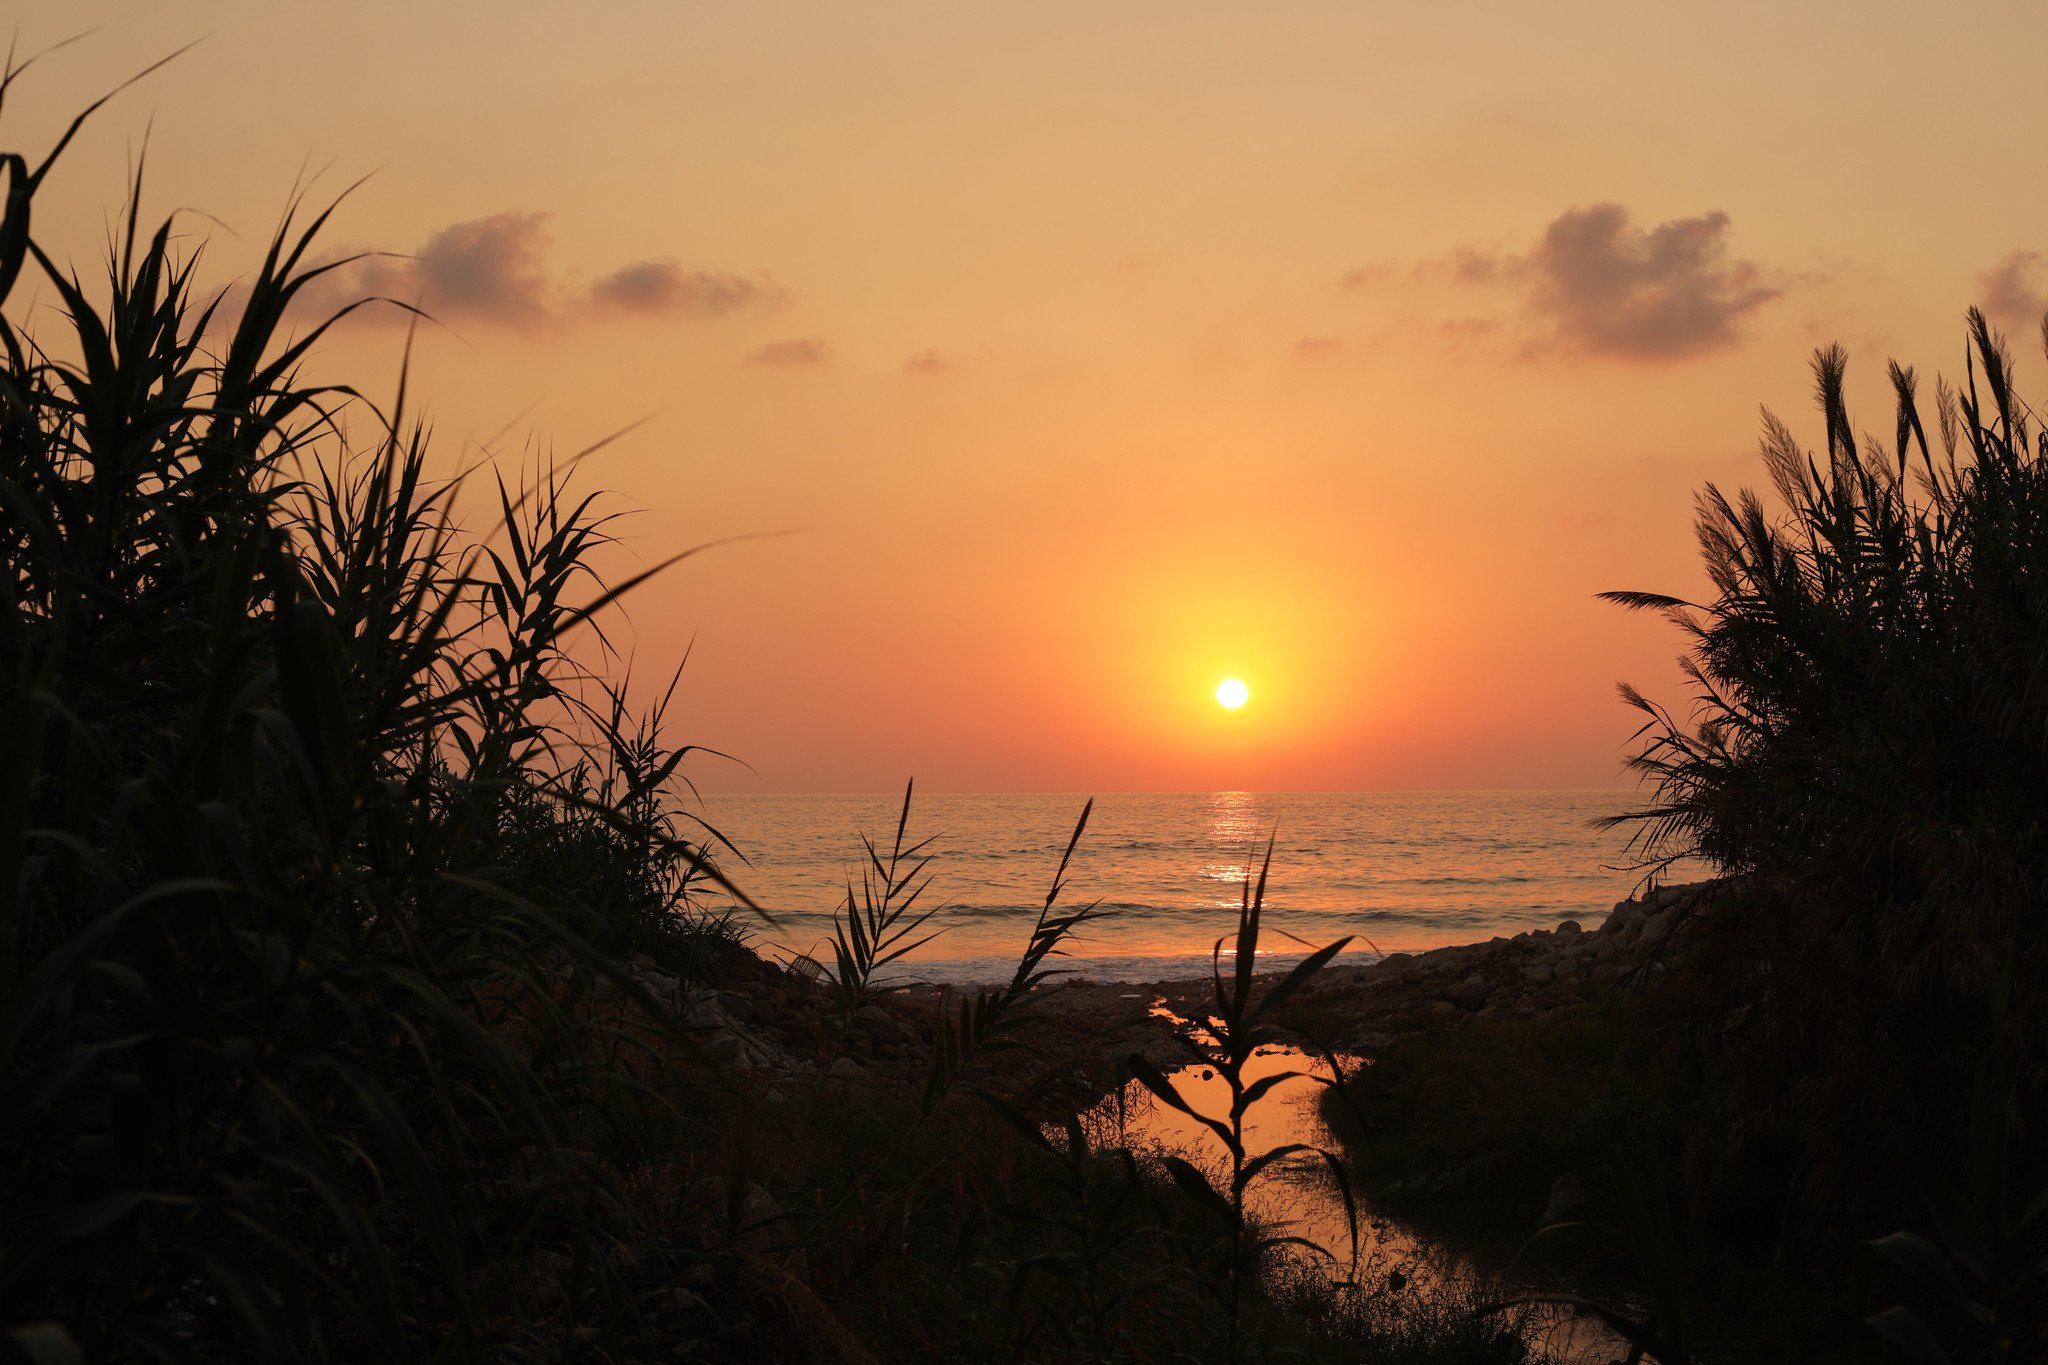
[1068,998,1636,1364]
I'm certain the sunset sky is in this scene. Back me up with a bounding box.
[19,3,2048,792]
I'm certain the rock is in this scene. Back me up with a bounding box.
[1637,910,1677,956]
[1447,974,1492,1011]
[1603,901,1646,935]
[717,991,757,1024]
[1555,919,1582,936]
[851,1003,912,1045]
[820,1055,870,1097]
[1428,1000,1461,1023]
[1588,963,1620,988]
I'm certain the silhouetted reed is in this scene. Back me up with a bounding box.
[1,56,742,1362]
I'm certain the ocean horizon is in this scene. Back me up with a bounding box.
[692,789,1697,986]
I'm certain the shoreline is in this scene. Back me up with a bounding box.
[648,878,1730,1113]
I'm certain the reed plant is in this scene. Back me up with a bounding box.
[1605,315,2048,944]
[1,59,741,1362]
[1121,838,1355,1364]
[820,780,944,1028]
[1604,314,2048,1221]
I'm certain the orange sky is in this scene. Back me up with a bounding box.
[17,4,2048,792]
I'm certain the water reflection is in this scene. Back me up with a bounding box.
[1203,789,1266,849]
[1065,998,1633,1364]
[1198,790,1271,913]
[1075,999,1391,1273]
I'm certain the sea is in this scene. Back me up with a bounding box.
[689,790,1689,987]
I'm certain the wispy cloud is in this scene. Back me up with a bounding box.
[588,259,784,316]
[903,347,956,376]
[1352,203,1782,363]
[1979,250,2046,328]
[269,212,782,328]
[744,337,830,367]
[362,212,551,323]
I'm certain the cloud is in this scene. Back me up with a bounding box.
[588,260,782,316]
[1350,204,1781,362]
[1340,264,1396,291]
[368,211,551,323]
[744,337,829,367]
[1292,335,1341,358]
[1980,250,2047,327]
[1522,204,1778,359]
[1417,246,1505,286]
[903,348,955,375]
[261,212,780,329]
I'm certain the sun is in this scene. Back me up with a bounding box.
[1215,678,1250,710]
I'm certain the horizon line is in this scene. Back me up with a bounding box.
[691,785,1641,798]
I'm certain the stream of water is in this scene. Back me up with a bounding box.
[1068,999,1635,1363]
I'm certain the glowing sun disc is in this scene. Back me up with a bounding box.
[1215,679,1250,709]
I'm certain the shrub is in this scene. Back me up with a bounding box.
[1605,311,2048,1216]
[1,63,734,1361]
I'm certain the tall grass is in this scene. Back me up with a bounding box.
[1,62,739,1361]
[821,780,944,1025]
[1603,314,2048,1313]
[1606,315,2048,964]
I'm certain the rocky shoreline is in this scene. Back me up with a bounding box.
[1289,877,1727,1051]
[619,878,1731,1105]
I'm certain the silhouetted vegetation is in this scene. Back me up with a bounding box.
[1605,314,2048,1250]
[1333,319,2048,1361]
[0,59,744,1362]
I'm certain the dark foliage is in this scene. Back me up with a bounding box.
[1606,314,2048,1354]
[1,61,739,1361]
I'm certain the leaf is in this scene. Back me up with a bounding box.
[1596,589,1699,612]
[1247,936,1352,1027]
[974,1090,1058,1155]
[1233,1071,1303,1119]
[1237,1143,1316,1190]
[1123,1054,1239,1157]
[1161,1155,1236,1225]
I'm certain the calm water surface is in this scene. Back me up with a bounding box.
[694,791,1674,984]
